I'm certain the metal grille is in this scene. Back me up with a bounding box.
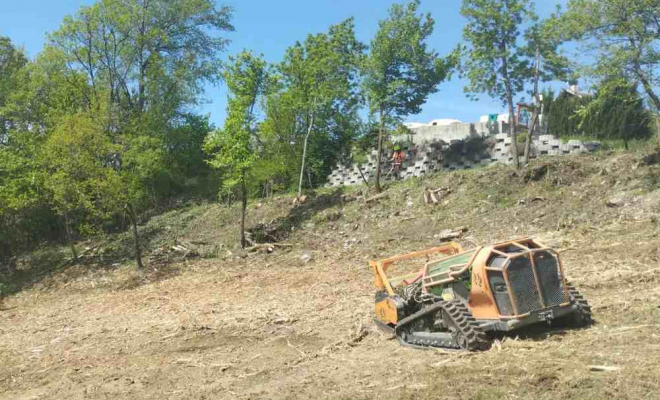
[506,256,542,314]
[535,251,565,307]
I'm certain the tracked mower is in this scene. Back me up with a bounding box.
[371,238,592,351]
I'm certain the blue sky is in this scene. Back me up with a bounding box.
[1,0,569,127]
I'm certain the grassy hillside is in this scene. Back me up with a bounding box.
[2,147,660,400]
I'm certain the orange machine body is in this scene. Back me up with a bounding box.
[372,237,571,324]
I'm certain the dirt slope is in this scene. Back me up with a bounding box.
[1,151,660,400]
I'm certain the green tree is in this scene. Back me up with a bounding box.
[42,112,119,259]
[520,20,571,162]
[205,51,271,249]
[45,0,234,268]
[362,0,453,192]
[0,47,88,265]
[460,0,537,169]
[576,78,653,147]
[49,0,234,114]
[273,19,365,196]
[0,36,27,143]
[556,0,659,111]
[547,89,591,138]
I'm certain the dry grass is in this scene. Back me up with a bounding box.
[1,149,660,400]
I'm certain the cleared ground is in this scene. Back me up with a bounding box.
[2,150,660,400]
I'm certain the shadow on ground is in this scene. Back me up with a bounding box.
[0,224,167,296]
[247,188,346,244]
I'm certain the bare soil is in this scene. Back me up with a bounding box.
[2,150,660,400]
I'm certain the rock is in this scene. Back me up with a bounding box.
[300,252,313,264]
[606,197,625,208]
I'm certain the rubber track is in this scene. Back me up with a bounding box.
[395,300,491,351]
[566,283,593,326]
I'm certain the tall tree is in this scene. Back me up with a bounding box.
[362,0,453,192]
[274,19,364,197]
[556,0,660,111]
[0,37,27,143]
[205,51,271,249]
[0,46,88,265]
[575,78,653,147]
[460,0,537,169]
[42,112,119,259]
[46,0,234,268]
[521,20,571,163]
[49,0,234,115]
[547,89,591,138]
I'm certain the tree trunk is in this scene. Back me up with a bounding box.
[629,39,660,112]
[655,115,660,148]
[621,110,629,151]
[297,111,315,198]
[501,53,519,170]
[375,108,385,193]
[524,45,541,164]
[240,178,247,249]
[64,211,77,260]
[126,203,144,270]
[634,66,660,112]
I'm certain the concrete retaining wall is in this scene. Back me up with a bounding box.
[325,126,601,188]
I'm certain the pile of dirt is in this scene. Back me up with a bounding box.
[1,149,660,400]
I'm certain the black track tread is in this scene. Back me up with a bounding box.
[449,300,492,351]
[566,283,593,326]
[395,300,491,351]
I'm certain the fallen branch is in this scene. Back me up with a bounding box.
[423,187,452,205]
[356,164,370,186]
[365,192,389,203]
[434,227,468,241]
[246,243,293,253]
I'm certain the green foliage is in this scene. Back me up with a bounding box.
[0,36,28,140]
[460,0,546,169]
[546,80,652,142]
[1,1,233,268]
[261,19,365,193]
[555,0,660,111]
[205,51,271,248]
[547,90,591,137]
[460,0,536,104]
[576,79,653,142]
[205,51,271,193]
[362,0,454,190]
[362,1,453,119]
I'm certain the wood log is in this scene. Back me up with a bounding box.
[365,192,389,203]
